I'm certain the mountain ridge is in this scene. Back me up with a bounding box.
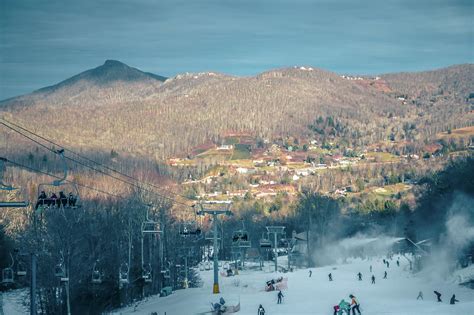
[0,61,472,161]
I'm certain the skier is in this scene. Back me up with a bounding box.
[35,191,47,209]
[383,271,387,279]
[396,259,400,267]
[68,192,77,207]
[383,259,386,264]
[434,291,442,302]
[212,302,223,315]
[258,304,265,315]
[338,299,351,315]
[357,272,362,281]
[371,275,375,284]
[386,261,390,268]
[50,192,58,207]
[417,291,423,300]
[329,273,333,281]
[277,290,284,304]
[349,294,361,315]
[450,294,459,305]
[309,270,312,277]
[369,265,372,273]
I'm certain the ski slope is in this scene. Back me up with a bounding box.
[117,256,474,315]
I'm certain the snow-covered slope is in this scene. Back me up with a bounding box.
[0,289,29,315]
[117,257,474,315]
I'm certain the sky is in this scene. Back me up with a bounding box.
[0,0,473,100]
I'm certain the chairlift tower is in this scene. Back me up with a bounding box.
[196,200,232,294]
[266,226,286,272]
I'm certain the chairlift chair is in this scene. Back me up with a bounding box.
[2,268,14,284]
[232,230,251,248]
[199,263,205,271]
[0,158,29,208]
[119,263,129,284]
[179,222,202,237]
[259,233,272,248]
[92,261,103,284]
[141,207,161,234]
[142,264,152,283]
[16,261,27,277]
[54,263,68,282]
[141,219,161,234]
[34,150,80,213]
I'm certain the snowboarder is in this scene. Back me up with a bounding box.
[417,291,423,300]
[349,294,361,315]
[277,290,284,304]
[369,265,372,273]
[329,273,333,281]
[383,271,387,279]
[450,294,459,305]
[371,275,375,284]
[357,272,362,281]
[434,291,442,302]
[258,304,265,315]
[309,270,312,277]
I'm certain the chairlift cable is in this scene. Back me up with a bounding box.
[1,120,193,209]
[1,156,151,206]
[1,118,190,201]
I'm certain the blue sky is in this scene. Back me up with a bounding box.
[0,0,473,100]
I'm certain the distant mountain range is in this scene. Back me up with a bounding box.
[1,61,472,160]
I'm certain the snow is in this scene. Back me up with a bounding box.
[0,289,29,315]
[117,256,474,315]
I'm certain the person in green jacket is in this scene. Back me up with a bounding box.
[338,299,351,315]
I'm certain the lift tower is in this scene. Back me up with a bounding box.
[266,226,286,272]
[197,200,232,294]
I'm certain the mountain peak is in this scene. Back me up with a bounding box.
[103,59,126,67]
[31,60,167,94]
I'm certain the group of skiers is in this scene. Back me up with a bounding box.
[432,291,459,305]
[333,294,361,315]
[254,290,283,315]
[35,190,77,209]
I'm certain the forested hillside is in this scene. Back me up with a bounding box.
[2,62,472,160]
